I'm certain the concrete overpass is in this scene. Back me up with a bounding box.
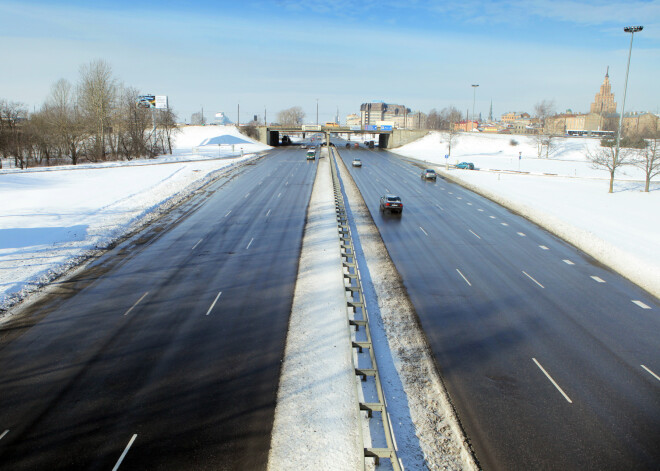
[244,125,427,149]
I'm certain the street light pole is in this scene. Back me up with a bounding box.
[316,99,319,126]
[471,84,479,129]
[615,26,643,166]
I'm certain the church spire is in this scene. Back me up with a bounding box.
[606,65,609,78]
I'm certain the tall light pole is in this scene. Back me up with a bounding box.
[471,84,479,128]
[316,99,319,125]
[615,26,643,163]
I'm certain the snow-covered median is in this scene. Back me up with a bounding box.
[392,131,660,298]
[268,151,362,470]
[0,125,270,313]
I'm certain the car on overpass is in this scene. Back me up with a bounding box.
[456,162,475,170]
[421,169,437,180]
[379,195,403,214]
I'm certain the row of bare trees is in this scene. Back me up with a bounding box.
[0,60,178,169]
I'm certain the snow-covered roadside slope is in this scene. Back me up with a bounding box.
[0,125,270,313]
[391,131,660,298]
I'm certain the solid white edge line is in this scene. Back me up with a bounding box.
[419,226,428,236]
[532,358,573,404]
[112,434,138,471]
[456,269,472,286]
[522,271,545,288]
[632,300,651,309]
[469,229,481,240]
[641,365,660,382]
[590,276,606,283]
[387,412,399,451]
[124,292,149,316]
[0,429,8,441]
[206,291,223,316]
[192,239,203,251]
[246,237,254,250]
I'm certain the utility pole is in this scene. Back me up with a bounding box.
[264,107,267,125]
[237,103,240,126]
[471,84,479,127]
[316,99,319,125]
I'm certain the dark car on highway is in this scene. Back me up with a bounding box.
[379,195,403,214]
[456,162,474,170]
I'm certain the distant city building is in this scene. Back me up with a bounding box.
[622,112,660,137]
[345,113,360,126]
[453,120,478,132]
[501,111,530,123]
[590,68,617,115]
[360,102,411,128]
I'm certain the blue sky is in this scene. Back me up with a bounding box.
[1,0,659,123]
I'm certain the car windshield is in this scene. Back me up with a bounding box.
[387,197,401,202]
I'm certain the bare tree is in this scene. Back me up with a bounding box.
[277,106,305,126]
[440,106,462,157]
[191,111,206,125]
[0,99,29,168]
[534,99,556,158]
[632,122,659,192]
[44,79,84,164]
[588,139,633,193]
[157,108,179,154]
[78,60,118,161]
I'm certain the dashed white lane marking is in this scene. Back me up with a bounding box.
[192,239,203,251]
[533,358,573,404]
[419,226,429,236]
[489,216,496,219]
[225,210,232,217]
[436,204,444,210]
[467,202,472,206]
[523,271,545,288]
[641,365,660,382]
[206,291,223,316]
[277,192,282,198]
[285,181,289,186]
[457,196,462,200]
[124,292,149,316]
[456,269,472,286]
[632,300,651,310]
[469,229,481,239]
[0,429,8,441]
[448,192,453,195]
[266,209,271,217]
[590,276,606,283]
[539,245,550,250]
[385,188,390,193]
[246,238,254,250]
[112,434,137,471]
[517,232,526,237]
[501,222,509,226]
[244,192,250,198]
[477,208,484,212]
[563,259,575,265]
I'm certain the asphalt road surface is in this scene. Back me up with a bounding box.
[336,140,660,471]
[0,147,317,470]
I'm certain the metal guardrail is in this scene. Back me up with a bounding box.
[329,147,402,471]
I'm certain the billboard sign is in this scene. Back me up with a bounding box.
[137,95,155,108]
[155,95,168,109]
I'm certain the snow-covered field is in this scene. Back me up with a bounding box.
[0,125,270,312]
[391,131,660,298]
